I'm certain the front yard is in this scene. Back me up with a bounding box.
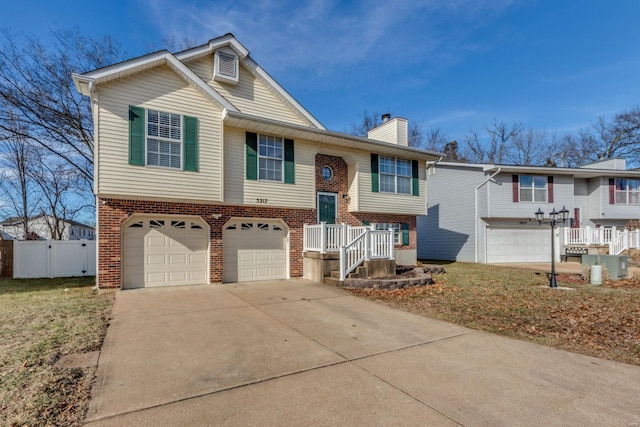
[349,262,640,366]
[0,277,114,426]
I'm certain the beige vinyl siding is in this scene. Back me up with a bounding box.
[96,65,223,201]
[187,55,315,127]
[223,128,315,209]
[356,153,427,215]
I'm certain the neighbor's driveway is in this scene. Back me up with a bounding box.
[85,280,640,426]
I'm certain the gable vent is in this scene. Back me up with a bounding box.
[214,50,239,85]
[218,52,237,77]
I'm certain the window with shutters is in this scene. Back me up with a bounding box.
[615,178,640,204]
[147,109,182,169]
[258,134,283,182]
[379,156,411,194]
[519,175,547,202]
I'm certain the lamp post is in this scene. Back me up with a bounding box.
[535,205,570,288]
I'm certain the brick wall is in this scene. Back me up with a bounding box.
[97,198,315,288]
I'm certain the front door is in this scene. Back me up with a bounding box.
[573,207,581,228]
[317,192,337,224]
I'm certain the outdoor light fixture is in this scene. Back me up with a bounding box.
[535,205,570,288]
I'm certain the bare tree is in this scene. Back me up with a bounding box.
[0,28,124,189]
[423,128,449,152]
[0,115,38,239]
[593,106,640,165]
[28,151,90,240]
[506,128,553,166]
[441,140,467,162]
[463,121,522,164]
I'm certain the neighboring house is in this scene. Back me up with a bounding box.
[417,158,640,263]
[0,214,96,241]
[73,33,441,289]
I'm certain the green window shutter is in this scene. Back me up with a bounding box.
[183,116,198,171]
[371,154,379,193]
[411,160,419,196]
[128,105,145,166]
[284,138,295,184]
[246,132,258,180]
[401,222,409,246]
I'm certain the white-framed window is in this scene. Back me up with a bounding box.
[615,178,640,204]
[258,134,283,182]
[379,156,411,194]
[519,175,546,202]
[147,109,182,169]
[373,223,401,244]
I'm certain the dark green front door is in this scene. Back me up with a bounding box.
[318,193,337,224]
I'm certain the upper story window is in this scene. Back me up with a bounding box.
[258,134,283,182]
[379,156,411,194]
[519,175,547,202]
[615,179,640,204]
[147,109,182,169]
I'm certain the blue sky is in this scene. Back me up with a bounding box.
[3,0,640,143]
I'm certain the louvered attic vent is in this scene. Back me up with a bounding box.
[214,50,239,85]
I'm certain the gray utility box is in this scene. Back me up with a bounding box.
[581,254,628,280]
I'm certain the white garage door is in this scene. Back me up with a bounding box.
[486,227,551,263]
[123,217,209,289]
[223,219,287,283]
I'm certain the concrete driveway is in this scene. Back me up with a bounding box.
[85,280,640,426]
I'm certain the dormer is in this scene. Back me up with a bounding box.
[214,47,239,85]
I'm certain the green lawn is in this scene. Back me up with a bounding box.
[0,277,114,427]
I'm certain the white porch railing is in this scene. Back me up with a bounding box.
[303,223,394,281]
[563,227,640,255]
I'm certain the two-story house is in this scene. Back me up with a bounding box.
[418,158,640,263]
[73,34,440,289]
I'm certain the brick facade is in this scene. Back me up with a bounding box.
[96,153,417,288]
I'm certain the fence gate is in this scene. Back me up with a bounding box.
[0,240,14,279]
[13,240,96,279]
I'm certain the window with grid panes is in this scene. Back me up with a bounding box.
[147,109,181,169]
[258,134,283,181]
[519,175,547,202]
[379,156,411,194]
[615,179,640,204]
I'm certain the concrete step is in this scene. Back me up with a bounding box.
[347,272,359,279]
[330,270,340,279]
[323,276,343,287]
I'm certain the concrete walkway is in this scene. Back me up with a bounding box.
[85,280,640,426]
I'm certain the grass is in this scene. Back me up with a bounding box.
[348,262,640,366]
[0,277,115,426]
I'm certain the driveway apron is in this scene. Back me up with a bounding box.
[85,280,640,426]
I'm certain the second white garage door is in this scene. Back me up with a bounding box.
[486,227,551,263]
[222,219,288,283]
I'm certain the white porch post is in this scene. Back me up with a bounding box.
[339,246,346,281]
[389,230,395,260]
[364,229,371,261]
[341,223,348,246]
[320,221,327,254]
[585,226,592,245]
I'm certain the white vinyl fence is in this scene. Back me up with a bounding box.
[13,240,96,279]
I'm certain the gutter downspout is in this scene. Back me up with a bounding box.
[475,167,501,263]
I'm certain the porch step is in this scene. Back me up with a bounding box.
[323,276,343,287]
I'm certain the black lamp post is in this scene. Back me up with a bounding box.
[535,205,570,288]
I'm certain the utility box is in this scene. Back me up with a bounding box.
[581,255,628,280]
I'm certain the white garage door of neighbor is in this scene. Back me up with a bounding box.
[223,220,287,283]
[486,227,550,263]
[123,217,208,289]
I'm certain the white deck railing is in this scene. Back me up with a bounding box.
[304,223,394,281]
[563,227,640,255]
